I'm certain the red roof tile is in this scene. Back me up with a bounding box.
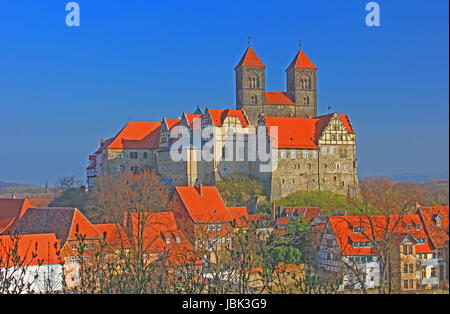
[107,122,162,150]
[235,46,265,68]
[94,223,132,249]
[264,114,354,149]
[418,206,449,248]
[0,198,34,234]
[0,233,62,267]
[208,108,249,127]
[265,92,295,105]
[328,215,434,256]
[228,207,249,228]
[175,185,232,223]
[286,49,317,70]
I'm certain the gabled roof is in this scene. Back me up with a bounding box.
[328,214,433,256]
[16,207,102,247]
[279,207,321,222]
[228,207,249,228]
[235,46,265,69]
[107,122,162,150]
[418,206,449,248]
[263,113,354,149]
[207,108,249,127]
[125,211,199,265]
[94,223,132,249]
[265,92,295,105]
[286,49,317,71]
[0,198,35,234]
[0,233,62,267]
[174,185,232,223]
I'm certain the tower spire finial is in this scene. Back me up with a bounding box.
[299,40,302,49]
[248,37,251,46]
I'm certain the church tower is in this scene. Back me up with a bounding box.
[286,49,318,118]
[235,46,266,124]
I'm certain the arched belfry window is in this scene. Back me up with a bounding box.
[308,78,311,89]
[303,97,307,105]
[307,96,310,105]
[248,75,260,88]
[251,95,258,104]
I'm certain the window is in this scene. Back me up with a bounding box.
[403,263,408,273]
[223,165,228,172]
[130,152,138,159]
[404,280,409,290]
[307,163,312,170]
[333,126,340,131]
[143,152,148,159]
[226,237,232,247]
[431,267,436,277]
[352,227,365,233]
[290,150,296,158]
[322,164,327,169]
[72,243,77,251]
[343,164,348,171]
[406,225,412,231]
[331,135,336,141]
[415,224,421,231]
[176,236,181,243]
[409,264,414,273]
[303,150,308,158]
[70,256,76,265]
[329,147,335,155]
[338,135,343,141]
[321,147,327,155]
[117,152,124,159]
[280,150,286,158]
[312,150,318,158]
[165,237,171,244]
[403,245,413,255]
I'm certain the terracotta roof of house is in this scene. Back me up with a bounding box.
[286,49,317,70]
[235,46,265,68]
[228,207,249,228]
[0,198,35,234]
[16,207,102,247]
[328,215,434,256]
[208,108,249,128]
[94,223,132,249]
[175,185,232,223]
[0,233,62,267]
[184,114,203,127]
[125,211,200,265]
[263,114,354,149]
[280,207,321,222]
[418,206,449,248]
[107,122,162,150]
[265,92,295,105]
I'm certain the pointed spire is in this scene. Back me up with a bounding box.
[194,105,203,115]
[235,46,265,69]
[286,49,317,71]
[44,180,48,193]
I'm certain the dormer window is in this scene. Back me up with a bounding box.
[176,236,181,243]
[415,224,421,231]
[165,237,171,244]
[433,214,443,227]
[352,227,365,233]
[405,225,412,231]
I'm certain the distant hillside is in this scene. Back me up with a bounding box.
[0,181,48,198]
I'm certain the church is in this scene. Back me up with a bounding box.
[86,46,360,200]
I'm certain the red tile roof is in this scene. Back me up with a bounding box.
[175,185,232,223]
[328,215,434,256]
[418,206,449,248]
[107,122,162,150]
[235,46,265,68]
[208,108,249,127]
[94,223,132,249]
[184,114,203,127]
[263,114,354,149]
[0,233,62,267]
[279,207,321,222]
[126,211,200,265]
[265,92,295,105]
[228,207,249,228]
[286,49,317,70]
[0,198,35,234]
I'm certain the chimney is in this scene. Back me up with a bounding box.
[308,115,312,119]
[195,183,203,196]
[100,138,104,144]
[272,203,276,222]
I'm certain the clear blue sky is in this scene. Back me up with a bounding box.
[0,0,448,186]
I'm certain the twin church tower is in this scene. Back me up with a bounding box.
[235,46,318,124]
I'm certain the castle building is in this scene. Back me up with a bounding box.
[87,46,359,200]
